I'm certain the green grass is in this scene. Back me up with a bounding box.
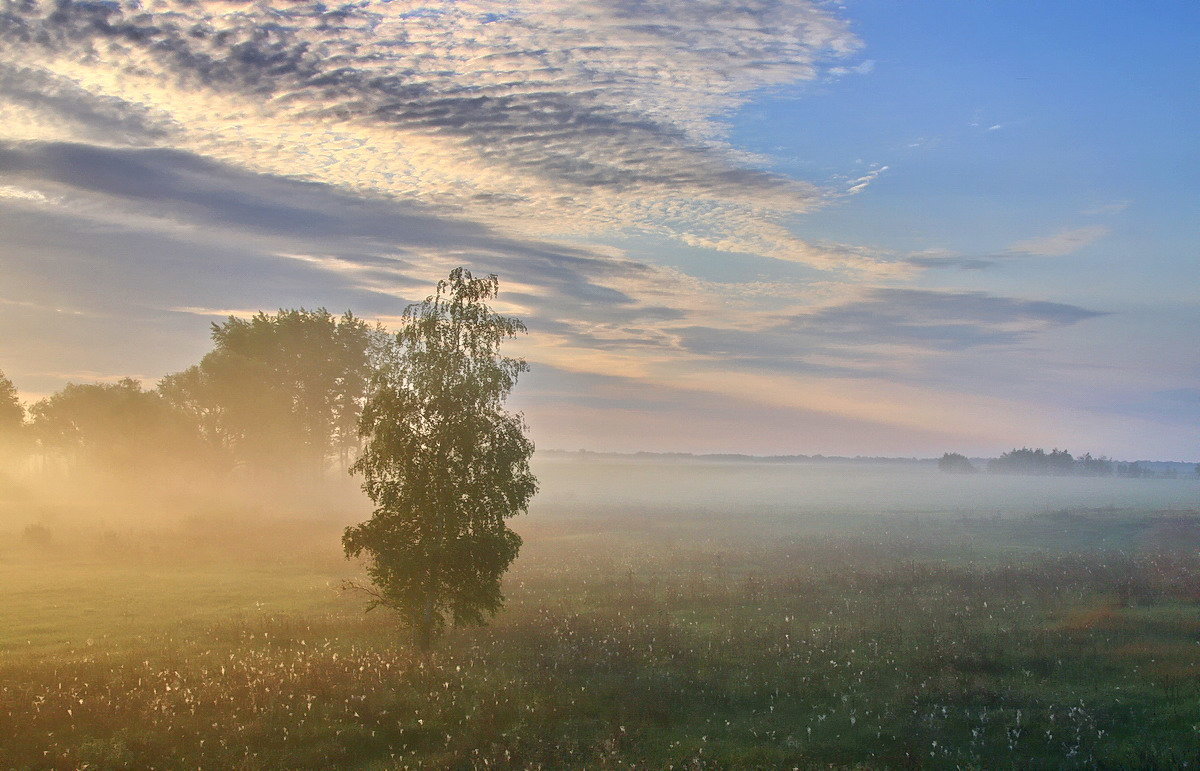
[2,509,1200,768]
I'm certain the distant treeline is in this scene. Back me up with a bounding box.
[548,450,927,464]
[0,309,389,479]
[939,449,1198,479]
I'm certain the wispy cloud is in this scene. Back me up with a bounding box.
[1009,225,1110,256]
[829,59,876,77]
[844,164,889,195]
[793,288,1106,348]
[0,184,55,205]
[671,288,1106,375]
[904,250,1001,271]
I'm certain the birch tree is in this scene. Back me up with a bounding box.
[343,268,536,651]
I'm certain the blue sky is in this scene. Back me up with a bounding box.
[0,0,1195,459]
[749,1,1198,281]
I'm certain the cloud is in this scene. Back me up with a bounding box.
[0,0,889,271]
[0,183,55,205]
[1009,225,1110,256]
[913,225,1115,269]
[668,288,1107,378]
[844,165,889,196]
[829,59,875,77]
[0,61,168,144]
[0,141,839,394]
[793,288,1106,348]
[903,251,1000,271]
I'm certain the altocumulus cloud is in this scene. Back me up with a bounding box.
[0,0,882,269]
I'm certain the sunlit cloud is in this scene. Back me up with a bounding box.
[0,184,56,205]
[844,165,889,196]
[0,133,1132,452]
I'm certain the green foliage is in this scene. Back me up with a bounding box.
[1077,452,1114,476]
[159,309,381,471]
[29,378,218,471]
[0,368,21,434]
[938,452,976,474]
[344,268,536,650]
[989,447,1080,475]
[966,447,1124,477]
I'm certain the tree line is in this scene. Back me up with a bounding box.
[1,309,387,477]
[939,449,1195,478]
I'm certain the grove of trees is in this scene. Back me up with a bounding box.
[159,309,385,472]
[3,309,386,479]
[28,378,219,474]
[937,452,976,474]
[937,448,1188,478]
[988,448,1079,475]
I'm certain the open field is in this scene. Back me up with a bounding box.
[3,459,1200,768]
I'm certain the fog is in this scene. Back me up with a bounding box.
[5,449,1197,544]
[530,455,1200,520]
[5,444,1200,767]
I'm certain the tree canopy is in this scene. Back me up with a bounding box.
[937,452,976,474]
[939,447,1121,477]
[343,268,537,650]
[30,378,215,472]
[160,309,381,471]
[0,369,21,435]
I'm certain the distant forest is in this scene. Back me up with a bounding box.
[939,449,1198,479]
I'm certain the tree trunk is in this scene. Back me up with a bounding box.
[415,593,435,653]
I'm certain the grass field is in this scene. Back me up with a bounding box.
[2,461,1200,768]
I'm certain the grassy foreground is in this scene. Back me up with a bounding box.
[2,508,1200,768]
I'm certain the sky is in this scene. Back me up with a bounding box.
[0,0,1196,460]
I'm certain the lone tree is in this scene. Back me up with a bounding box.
[344,269,537,651]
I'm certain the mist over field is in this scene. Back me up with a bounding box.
[6,449,1197,537]
[4,450,1200,767]
[530,455,1200,521]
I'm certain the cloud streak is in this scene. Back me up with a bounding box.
[1009,225,1110,257]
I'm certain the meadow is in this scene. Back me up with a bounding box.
[2,458,1200,769]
